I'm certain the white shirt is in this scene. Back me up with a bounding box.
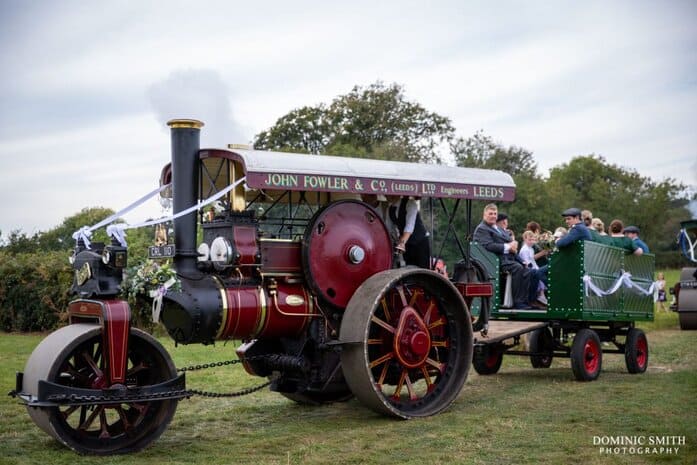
[519,243,538,269]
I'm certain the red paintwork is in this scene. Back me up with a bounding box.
[260,282,311,338]
[305,201,392,308]
[636,335,648,369]
[233,225,258,276]
[584,339,600,374]
[393,306,431,369]
[219,283,310,339]
[259,240,302,275]
[220,287,263,339]
[464,283,494,297]
[67,299,131,385]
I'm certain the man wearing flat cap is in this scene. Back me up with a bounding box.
[624,226,649,253]
[556,207,592,248]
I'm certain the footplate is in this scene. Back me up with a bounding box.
[13,372,188,407]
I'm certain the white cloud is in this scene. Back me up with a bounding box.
[1,0,695,236]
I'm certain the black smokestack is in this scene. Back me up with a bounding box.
[167,119,203,276]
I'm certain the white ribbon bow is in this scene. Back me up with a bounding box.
[583,271,657,299]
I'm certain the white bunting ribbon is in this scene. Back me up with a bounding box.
[149,277,177,323]
[107,176,247,247]
[72,177,246,247]
[583,272,657,299]
[679,228,697,263]
[71,183,171,249]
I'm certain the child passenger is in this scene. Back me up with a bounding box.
[519,231,547,304]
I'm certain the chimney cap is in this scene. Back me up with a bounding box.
[167,119,204,129]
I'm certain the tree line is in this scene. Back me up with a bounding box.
[1,81,692,331]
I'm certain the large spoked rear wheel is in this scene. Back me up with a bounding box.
[340,269,473,418]
[22,324,178,455]
[570,328,602,381]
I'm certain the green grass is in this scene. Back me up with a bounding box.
[1,319,696,465]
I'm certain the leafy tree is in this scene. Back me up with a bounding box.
[451,131,554,233]
[254,82,454,163]
[36,207,116,251]
[547,155,690,251]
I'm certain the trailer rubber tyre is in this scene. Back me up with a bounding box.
[529,328,554,369]
[472,345,503,375]
[340,268,472,418]
[624,328,649,374]
[570,329,602,381]
[22,324,178,455]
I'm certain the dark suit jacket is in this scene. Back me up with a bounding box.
[473,221,517,265]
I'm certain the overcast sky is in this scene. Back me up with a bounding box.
[1,0,696,236]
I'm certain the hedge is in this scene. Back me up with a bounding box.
[0,251,73,332]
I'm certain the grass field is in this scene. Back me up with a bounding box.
[0,270,694,464]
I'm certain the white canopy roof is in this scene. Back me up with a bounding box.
[198,148,516,201]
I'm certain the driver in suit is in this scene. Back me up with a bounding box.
[473,203,542,309]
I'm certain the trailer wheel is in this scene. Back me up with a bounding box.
[472,345,503,375]
[340,268,472,418]
[22,324,178,455]
[625,328,649,374]
[570,329,602,381]
[529,328,554,369]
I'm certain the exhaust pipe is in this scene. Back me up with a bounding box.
[167,119,204,276]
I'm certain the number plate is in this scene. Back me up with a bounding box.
[148,245,175,259]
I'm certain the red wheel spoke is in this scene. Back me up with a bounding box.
[370,352,394,369]
[428,317,446,330]
[396,285,408,307]
[408,288,422,307]
[404,373,418,401]
[98,409,110,439]
[79,405,103,432]
[431,339,449,348]
[126,362,149,378]
[420,366,433,391]
[426,358,445,373]
[367,338,383,345]
[82,350,104,379]
[380,298,392,322]
[60,405,80,420]
[392,370,407,399]
[115,406,132,431]
[371,315,395,333]
[376,362,390,386]
[423,301,435,325]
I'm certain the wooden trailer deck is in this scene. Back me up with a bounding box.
[473,320,548,345]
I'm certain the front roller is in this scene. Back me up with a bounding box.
[21,324,178,455]
[340,268,473,418]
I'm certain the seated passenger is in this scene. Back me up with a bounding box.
[556,208,592,248]
[592,219,643,255]
[519,231,547,304]
[591,217,607,235]
[624,225,650,253]
[473,203,542,309]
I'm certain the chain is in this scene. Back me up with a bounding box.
[42,356,271,404]
[176,355,271,398]
[176,358,243,372]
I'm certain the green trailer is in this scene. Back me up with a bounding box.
[466,239,654,381]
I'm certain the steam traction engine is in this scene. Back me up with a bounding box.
[14,119,517,454]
